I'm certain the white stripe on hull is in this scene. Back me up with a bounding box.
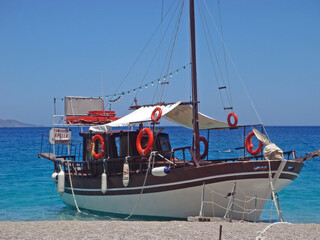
[60,177,293,221]
[64,170,298,192]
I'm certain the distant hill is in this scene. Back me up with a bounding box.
[0,119,38,128]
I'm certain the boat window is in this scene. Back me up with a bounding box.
[115,136,121,157]
[85,137,91,160]
[158,134,171,152]
[114,134,131,157]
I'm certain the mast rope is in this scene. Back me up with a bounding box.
[134,1,183,104]
[159,0,185,102]
[112,1,178,96]
[198,1,243,158]
[197,3,227,116]
[217,0,233,106]
[198,0,233,112]
[202,0,270,141]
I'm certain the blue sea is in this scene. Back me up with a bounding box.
[0,126,319,223]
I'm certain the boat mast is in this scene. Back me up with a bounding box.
[189,0,200,166]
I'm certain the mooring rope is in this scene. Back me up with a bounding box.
[66,161,81,213]
[267,160,283,222]
[157,152,175,165]
[125,152,154,220]
[256,222,292,240]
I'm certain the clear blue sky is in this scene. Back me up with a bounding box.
[1,0,319,126]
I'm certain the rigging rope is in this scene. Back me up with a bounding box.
[202,0,270,141]
[113,1,178,95]
[160,0,185,102]
[197,4,227,115]
[198,1,243,159]
[200,181,286,221]
[134,1,183,103]
[198,0,233,111]
[217,0,233,106]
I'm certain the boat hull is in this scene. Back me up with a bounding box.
[60,160,303,221]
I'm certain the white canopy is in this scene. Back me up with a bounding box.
[89,101,228,132]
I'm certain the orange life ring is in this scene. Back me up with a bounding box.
[136,128,154,156]
[91,134,105,159]
[199,136,208,159]
[227,112,238,128]
[151,107,162,123]
[245,131,263,156]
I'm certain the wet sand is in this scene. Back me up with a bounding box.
[0,220,319,240]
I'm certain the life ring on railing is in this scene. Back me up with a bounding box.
[199,136,208,159]
[136,128,154,156]
[151,107,162,123]
[245,131,263,156]
[91,134,105,159]
[227,112,238,128]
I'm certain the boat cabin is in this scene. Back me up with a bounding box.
[80,129,173,175]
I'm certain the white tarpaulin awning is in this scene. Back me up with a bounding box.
[89,101,228,132]
[163,104,228,129]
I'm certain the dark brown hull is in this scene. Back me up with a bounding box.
[64,160,302,195]
[59,159,303,221]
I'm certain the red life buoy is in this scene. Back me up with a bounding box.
[199,136,208,159]
[91,134,105,159]
[151,107,162,123]
[227,112,238,128]
[245,131,263,156]
[136,128,154,156]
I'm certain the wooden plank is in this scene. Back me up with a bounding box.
[38,153,65,162]
[296,150,320,163]
[187,216,233,222]
[188,216,244,222]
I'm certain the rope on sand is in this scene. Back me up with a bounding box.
[256,222,292,240]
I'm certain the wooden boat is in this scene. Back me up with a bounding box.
[39,1,320,221]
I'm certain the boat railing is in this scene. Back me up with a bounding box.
[200,150,296,163]
[40,134,83,162]
[204,124,296,161]
[51,148,191,177]
[53,114,91,127]
[50,148,296,177]
[52,114,88,127]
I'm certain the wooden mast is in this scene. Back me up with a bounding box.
[189,0,200,166]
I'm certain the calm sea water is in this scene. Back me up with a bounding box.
[0,126,319,223]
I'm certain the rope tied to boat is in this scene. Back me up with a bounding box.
[125,151,155,220]
[66,160,81,213]
[267,160,284,222]
[156,152,175,165]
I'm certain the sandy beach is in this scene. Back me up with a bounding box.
[0,220,319,240]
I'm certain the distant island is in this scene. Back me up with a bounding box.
[0,119,38,128]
